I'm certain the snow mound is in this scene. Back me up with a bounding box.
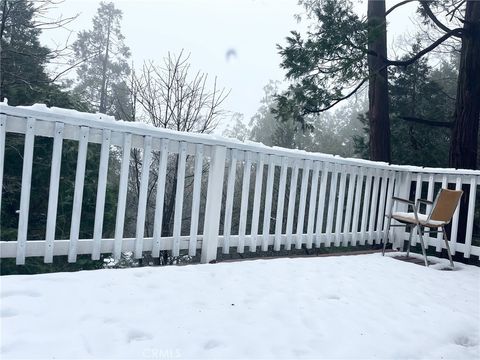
[1,254,479,359]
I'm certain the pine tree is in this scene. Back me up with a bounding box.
[72,1,131,116]
[353,51,457,167]
[1,0,51,105]
[277,0,477,168]
[389,55,453,167]
[0,0,117,274]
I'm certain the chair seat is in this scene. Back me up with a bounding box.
[392,212,445,227]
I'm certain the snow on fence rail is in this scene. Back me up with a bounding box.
[0,103,479,265]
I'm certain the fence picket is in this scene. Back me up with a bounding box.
[426,174,435,212]
[250,154,264,252]
[295,160,311,249]
[411,174,422,246]
[92,129,111,260]
[334,166,347,246]
[367,170,381,245]
[238,151,252,253]
[113,133,132,259]
[360,170,373,246]
[436,175,448,252]
[274,157,288,251]
[306,162,320,248]
[16,118,36,265]
[425,174,435,244]
[382,172,395,242]
[325,164,338,247]
[315,163,330,247]
[44,122,64,263]
[285,162,300,250]
[351,167,364,245]
[464,176,477,258]
[189,144,204,256]
[0,114,5,214]
[152,139,169,258]
[68,126,89,263]
[134,136,153,259]
[396,171,412,250]
[262,155,276,251]
[375,171,388,243]
[342,167,356,246]
[172,142,187,257]
[223,149,238,253]
[449,176,462,255]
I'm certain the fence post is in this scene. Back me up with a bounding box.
[201,145,227,264]
[464,176,478,258]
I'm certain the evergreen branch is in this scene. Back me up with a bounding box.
[385,0,416,17]
[420,1,456,35]
[399,116,453,128]
[0,48,50,58]
[303,77,368,114]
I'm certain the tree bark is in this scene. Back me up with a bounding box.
[367,0,391,162]
[449,0,480,170]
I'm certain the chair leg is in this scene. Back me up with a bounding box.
[442,226,454,268]
[406,225,414,257]
[416,225,428,267]
[382,215,393,256]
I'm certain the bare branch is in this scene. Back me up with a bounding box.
[366,28,464,66]
[399,116,453,128]
[134,51,229,134]
[50,53,96,82]
[446,0,466,21]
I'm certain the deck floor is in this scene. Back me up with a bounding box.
[1,253,478,359]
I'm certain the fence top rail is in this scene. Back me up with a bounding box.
[2,103,480,177]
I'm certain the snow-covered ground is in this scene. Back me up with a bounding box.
[1,253,479,359]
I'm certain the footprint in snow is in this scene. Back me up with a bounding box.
[103,317,118,324]
[326,294,341,300]
[293,348,308,357]
[127,329,153,343]
[1,290,41,298]
[454,335,478,348]
[0,307,18,318]
[204,339,222,350]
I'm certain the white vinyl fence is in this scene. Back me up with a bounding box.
[0,103,479,265]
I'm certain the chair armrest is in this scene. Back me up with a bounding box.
[415,198,434,222]
[392,196,414,205]
[387,196,415,219]
[416,198,433,205]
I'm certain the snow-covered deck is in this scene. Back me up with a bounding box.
[1,253,479,359]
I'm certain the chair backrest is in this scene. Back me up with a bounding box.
[430,189,463,223]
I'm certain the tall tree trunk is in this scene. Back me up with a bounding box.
[367,0,391,162]
[447,1,480,256]
[99,18,112,114]
[0,1,8,99]
[449,0,480,170]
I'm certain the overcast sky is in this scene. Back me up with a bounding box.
[43,0,419,129]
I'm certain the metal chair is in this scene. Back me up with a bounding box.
[382,188,463,267]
